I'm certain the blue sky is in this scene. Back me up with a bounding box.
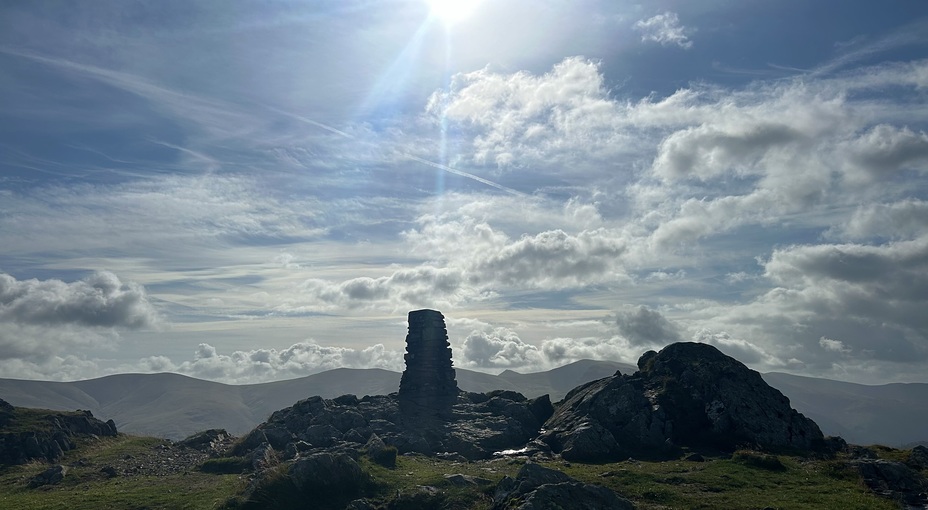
[2,0,928,384]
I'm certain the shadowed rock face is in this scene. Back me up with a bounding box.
[539,342,825,462]
[398,309,459,417]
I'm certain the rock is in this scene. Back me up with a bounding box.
[908,445,928,470]
[526,395,554,425]
[388,486,445,509]
[29,465,66,488]
[852,459,928,507]
[345,499,376,510]
[366,433,396,468]
[539,375,663,462]
[176,429,230,451]
[684,453,705,462]
[640,343,824,451]
[231,428,268,456]
[492,463,634,510]
[289,452,365,494]
[540,342,825,461]
[444,473,491,487]
[100,465,118,478]
[0,406,116,466]
[398,309,459,417]
[248,443,277,471]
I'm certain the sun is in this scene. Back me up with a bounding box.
[425,0,483,25]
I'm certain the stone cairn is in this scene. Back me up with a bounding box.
[398,309,459,418]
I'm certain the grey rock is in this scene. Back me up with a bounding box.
[29,465,66,488]
[852,459,927,506]
[540,342,825,461]
[492,463,633,510]
[248,443,277,471]
[289,452,365,493]
[176,429,230,451]
[908,445,928,470]
[444,473,491,487]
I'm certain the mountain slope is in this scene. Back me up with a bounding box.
[762,372,928,446]
[2,362,927,446]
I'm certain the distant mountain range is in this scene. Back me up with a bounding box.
[1,360,925,447]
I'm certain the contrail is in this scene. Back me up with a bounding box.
[267,107,525,197]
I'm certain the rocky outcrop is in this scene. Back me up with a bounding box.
[0,399,118,466]
[398,309,459,417]
[492,462,634,510]
[249,388,546,461]
[539,342,824,461]
[852,459,928,507]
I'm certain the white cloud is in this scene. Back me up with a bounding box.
[164,341,404,384]
[459,326,544,368]
[0,272,156,364]
[634,12,693,49]
[830,199,928,241]
[819,336,850,354]
[427,57,634,172]
[692,329,771,365]
[541,336,637,366]
[0,271,156,329]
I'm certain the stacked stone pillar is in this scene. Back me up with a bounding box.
[398,309,459,417]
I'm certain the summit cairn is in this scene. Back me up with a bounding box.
[398,309,459,417]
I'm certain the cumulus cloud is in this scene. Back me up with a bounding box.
[155,341,404,384]
[427,57,632,171]
[830,199,928,241]
[686,236,928,377]
[0,271,156,329]
[459,326,544,368]
[614,305,684,346]
[294,213,628,311]
[692,329,770,365]
[634,12,693,49]
[541,336,638,366]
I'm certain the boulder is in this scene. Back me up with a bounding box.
[539,342,825,461]
[908,445,928,470]
[289,452,365,494]
[28,465,66,488]
[492,463,634,510]
[852,459,927,507]
[639,343,824,450]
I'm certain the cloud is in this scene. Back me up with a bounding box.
[160,341,404,384]
[819,336,850,354]
[634,12,693,49]
[686,236,928,377]
[459,326,544,368]
[614,305,684,346]
[692,329,770,365]
[294,211,628,312]
[0,271,156,329]
[541,336,638,366]
[830,199,928,241]
[427,57,633,172]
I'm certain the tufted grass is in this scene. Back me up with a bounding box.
[0,435,243,510]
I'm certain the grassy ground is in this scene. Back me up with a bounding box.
[552,451,898,510]
[0,435,242,510]
[0,435,916,510]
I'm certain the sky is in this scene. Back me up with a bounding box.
[1,0,928,385]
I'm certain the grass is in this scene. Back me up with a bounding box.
[0,431,915,510]
[0,435,242,510]
[554,452,898,510]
